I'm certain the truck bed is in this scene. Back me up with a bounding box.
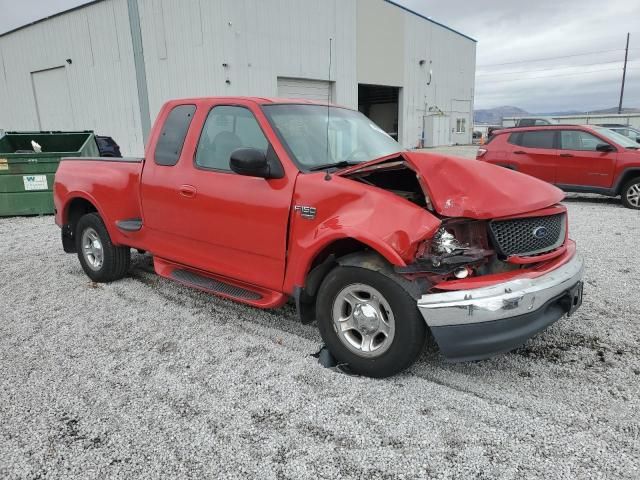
[54,157,144,247]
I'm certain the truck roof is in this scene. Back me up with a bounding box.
[164,96,337,106]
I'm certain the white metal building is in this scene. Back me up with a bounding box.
[0,0,476,155]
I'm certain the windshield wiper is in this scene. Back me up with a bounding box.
[308,161,360,171]
[626,146,639,150]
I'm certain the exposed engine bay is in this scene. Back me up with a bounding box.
[344,159,429,208]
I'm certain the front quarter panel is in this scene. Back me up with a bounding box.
[283,173,441,292]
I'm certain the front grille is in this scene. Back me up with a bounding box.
[489,213,566,257]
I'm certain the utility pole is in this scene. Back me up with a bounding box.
[618,33,630,114]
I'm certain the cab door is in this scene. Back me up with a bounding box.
[174,102,295,291]
[555,129,617,188]
[141,100,296,291]
[507,130,558,183]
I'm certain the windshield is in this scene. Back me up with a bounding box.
[262,104,402,170]
[593,127,639,148]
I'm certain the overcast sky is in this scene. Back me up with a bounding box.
[1,0,639,112]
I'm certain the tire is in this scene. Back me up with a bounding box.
[621,177,640,209]
[75,213,130,282]
[316,266,427,378]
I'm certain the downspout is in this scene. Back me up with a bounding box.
[127,0,151,148]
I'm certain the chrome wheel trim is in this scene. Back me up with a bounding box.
[81,227,104,271]
[331,283,395,358]
[626,183,640,207]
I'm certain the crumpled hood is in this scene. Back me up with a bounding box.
[339,151,565,219]
[404,152,564,219]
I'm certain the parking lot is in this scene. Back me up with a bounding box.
[1,147,639,479]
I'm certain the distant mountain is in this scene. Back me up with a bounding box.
[474,106,640,124]
[474,106,529,124]
[538,107,640,116]
[581,107,640,115]
[537,110,583,116]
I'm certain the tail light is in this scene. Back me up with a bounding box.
[476,148,487,159]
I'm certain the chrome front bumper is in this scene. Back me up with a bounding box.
[417,254,584,362]
[418,254,584,326]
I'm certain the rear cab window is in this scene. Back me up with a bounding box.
[155,104,196,166]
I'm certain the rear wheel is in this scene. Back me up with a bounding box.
[75,213,130,282]
[316,266,427,378]
[621,177,640,209]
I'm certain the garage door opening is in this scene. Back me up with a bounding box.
[358,84,400,140]
[277,77,334,102]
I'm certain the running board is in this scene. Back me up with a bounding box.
[171,269,262,301]
[116,218,143,232]
[152,257,288,309]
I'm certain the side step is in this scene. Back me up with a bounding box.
[153,257,288,308]
[171,269,262,301]
[116,218,143,232]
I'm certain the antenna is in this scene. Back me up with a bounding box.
[618,33,630,114]
[324,37,333,181]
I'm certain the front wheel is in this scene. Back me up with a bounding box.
[75,213,131,282]
[621,177,640,209]
[316,266,427,378]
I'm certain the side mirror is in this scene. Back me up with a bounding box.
[596,143,615,153]
[230,148,283,179]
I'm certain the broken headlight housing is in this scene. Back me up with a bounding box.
[397,226,492,276]
[432,227,468,255]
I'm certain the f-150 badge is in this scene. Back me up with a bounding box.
[294,205,317,219]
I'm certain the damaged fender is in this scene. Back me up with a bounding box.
[282,172,441,294]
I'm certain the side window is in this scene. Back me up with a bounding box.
[559,130,603,151]
[155,104,196,166]
[195,106,268,171]
[517,131,556,149]
[534,119,551,126]
[508,132,522,145]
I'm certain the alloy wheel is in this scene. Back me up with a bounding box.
[331,283,395,358]
[81,227,104,271]
[626,182,640,208]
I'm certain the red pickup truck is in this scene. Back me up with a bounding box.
[478,125,640,209]
[54,97,584,377]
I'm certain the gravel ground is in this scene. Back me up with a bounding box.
[1,154,639,478]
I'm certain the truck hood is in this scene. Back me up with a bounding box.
[339,151,565,219]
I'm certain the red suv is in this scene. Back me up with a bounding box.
[477,125,640,209]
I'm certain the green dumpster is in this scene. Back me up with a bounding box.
[0,131,99,217]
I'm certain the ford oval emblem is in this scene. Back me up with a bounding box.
[532,226,548,239]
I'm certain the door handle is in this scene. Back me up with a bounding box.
[179,184,197,198]
[513,150,526,154]
[560,153,574,157]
